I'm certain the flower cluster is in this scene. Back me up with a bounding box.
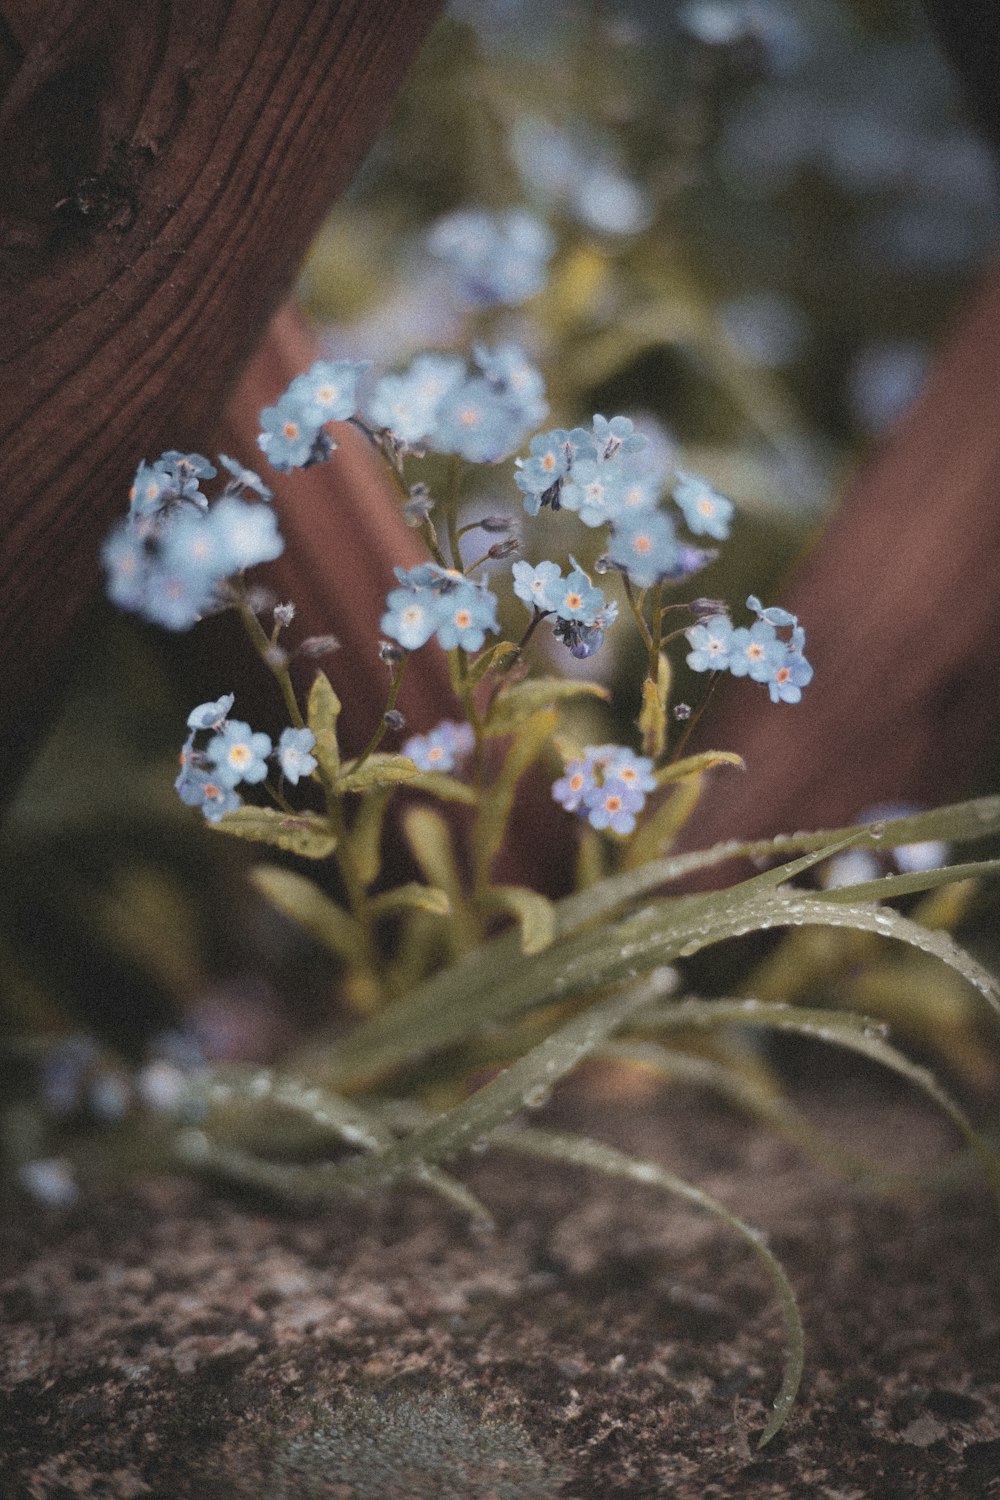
[426,208,555,306]
[685,595,813,703]
[175,696,317,821]
[102,454,282,631]
[514,416,722,591]
[552,745,658,835]
[382,563,500,652]
[257,359,370,472]
[402,719,476,773]
[364,343,547,462]
[512,558,618,658]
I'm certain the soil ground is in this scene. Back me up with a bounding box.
[2,1079,999,1499]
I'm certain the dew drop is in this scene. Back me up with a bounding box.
[523,1084,551,1110]
[869,820,887,841]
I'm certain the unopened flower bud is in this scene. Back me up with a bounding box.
[273,601,296,629]
[478,514,515,533]
[488,537,520,560]
[689,597,729,620]
[383,709,406,732]
[379,639,404,664]
[297,634,341,658]
[673,703,692,721]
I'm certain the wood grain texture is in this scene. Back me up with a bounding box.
[683,257,1000,848]
[0,0,441,776]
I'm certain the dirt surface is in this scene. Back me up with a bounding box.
[2,1083,999,1499]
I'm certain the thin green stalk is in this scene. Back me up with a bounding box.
[349,654,410,777]
[232,583,305,730]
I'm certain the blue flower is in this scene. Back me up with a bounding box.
[207,720,273,787]
[549,562,608,625]
[473,343,548,426]
[672,471,734,541]
[746,594,798,628]
[208,497,285,572]
[102,523,150,611]
[512,559,562,611]
[584,777,645,835]
[552,752,601,812]
[767,647,814,703]
[685,615,735,672]
[140,559,218,631]
[176,767,243,822]
[156,451,216,508]
[128,461,170,521]
[433,578,499,651]
[290,359,368,426]
[257,395,321,472]
[218,454,273,501]
[403,720,476,772]
[728,619,783,681]
[601,744,657,794]
[427,208,555,306]
[187,695,235,731]
[607,511,682,589]
[276,727,318,784]
[514,430,572,511]
[363,354,466,445]
[552,743,653,830]
[591,414,647,462]
[380,567,452,651]
[432,376,530,463]
[553,600,618,657]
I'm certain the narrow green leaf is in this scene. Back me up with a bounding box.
[625,998,1000,1205]
[468,640,521,685]
[250,864,366,964]
[655,750,745,786]
[211,806,337,858]
[623,775,704,870]
[352,787,391,890]
[495,1127,804,1448]
[484,677,609,737]
[482,885,557,955]
[812,858,1000,907]
[600,1040,916,1192]
[337,753,421,794]
[403,806,462,896]
[638,672,668,760]
[369,882,451,918]
[406,771,478,804]
[474,710,556,886]
[307,671,341,782]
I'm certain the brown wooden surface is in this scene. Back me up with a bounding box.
[0,0,441,781]
[683,257,1000,847]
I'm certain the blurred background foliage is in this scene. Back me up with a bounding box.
[3,0,1000,1198]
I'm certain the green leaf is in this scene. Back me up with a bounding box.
[623,775,704,870]
[337,753,421,794]
[474,709,556,885]
[352,787,391,890]
[484,677,609,737]
[811,858,1000,908]
[496,1127,804,1449]
[211,806,337,858]
[250,864,366,965]
[655,750,745,786]
[307,671,341,782]
[369,883,451,918]
[628,997,1000,1204]
[638,658,669,760]
[482,885,557,954]
[406,771,478,804]
[468,640,521,685]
